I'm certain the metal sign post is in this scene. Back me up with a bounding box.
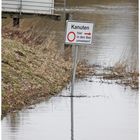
[65,20,94,140]
[71,45,78,140]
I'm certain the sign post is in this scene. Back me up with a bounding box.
[65,20,94,140]
[71,45,78,140]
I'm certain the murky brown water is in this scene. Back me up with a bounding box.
[3,0,138,70]
[2,0,138,140]
[56,0,138,71]
[2,77,138,140]
[69,0,138,71]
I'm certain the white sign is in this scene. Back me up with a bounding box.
[65,20,94,45]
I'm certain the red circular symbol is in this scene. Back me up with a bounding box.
[67,32,76,42]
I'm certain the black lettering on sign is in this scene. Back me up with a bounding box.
[80,36,85,39]
[77,32,82,35]
[86,36,91,39]
[71,25,89,30]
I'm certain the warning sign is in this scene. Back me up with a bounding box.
[65,20,94,45]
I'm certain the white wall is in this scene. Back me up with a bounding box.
[2,0,54,15]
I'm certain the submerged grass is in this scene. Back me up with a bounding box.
[102,63,139,89]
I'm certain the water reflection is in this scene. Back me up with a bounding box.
[2,77,138,140]
[70,3,138,70]
[56,1,138,71]
[2,0,138,140]
[67,0,138,6]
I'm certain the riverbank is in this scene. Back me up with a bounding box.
[2,26,138,116]
[2,34,95,116]
[2,37,69,115]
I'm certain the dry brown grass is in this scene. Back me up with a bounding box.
[102,62,139,89]
[2,37,72,115]
[2,36,94,115]
[2,21,138,116]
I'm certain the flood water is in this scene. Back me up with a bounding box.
[2,77,138,140]
[59,0,138,71]
[2,0,138,140]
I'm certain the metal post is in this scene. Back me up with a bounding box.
[64,14,72,59]
[19,0,22,15]
[64,0,66,21]
[71,45,78,140]
[13,17,20,27]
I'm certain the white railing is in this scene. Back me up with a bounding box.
[2,0,55,15]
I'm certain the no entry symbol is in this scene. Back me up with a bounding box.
[67,32,76,42]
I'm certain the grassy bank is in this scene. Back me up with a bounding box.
[2,37,72,115]
[2,37,138,115]
[2,36,94,115]
[2,24,138,116]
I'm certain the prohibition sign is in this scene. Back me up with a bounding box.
[67,32,76,42]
